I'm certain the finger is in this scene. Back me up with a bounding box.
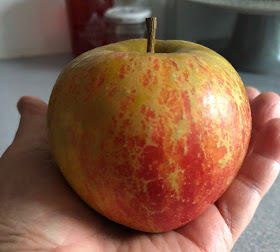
[245,86,260,103]
[247,92,280,155]
[215,118,280,243]
[13,96,48,150]
[250,92,280,131]
[0,96,53,198]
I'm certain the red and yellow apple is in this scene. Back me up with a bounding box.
[47,39,251,233]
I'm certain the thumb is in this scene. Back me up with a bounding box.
[14,96,48,150]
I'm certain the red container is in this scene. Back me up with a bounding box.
[66,0,114,57]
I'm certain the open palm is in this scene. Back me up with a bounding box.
[0,87,279,252]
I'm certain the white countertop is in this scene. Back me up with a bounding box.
[0,54,279,251]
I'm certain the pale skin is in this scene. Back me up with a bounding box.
[0,87,279,252]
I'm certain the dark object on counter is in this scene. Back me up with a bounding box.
[226,14,280,75]
[184,0,280,75]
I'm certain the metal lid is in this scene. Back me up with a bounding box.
[105,6,152,24]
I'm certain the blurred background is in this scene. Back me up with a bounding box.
[0,0,238,57]
[0,1,279,251]
[1,0,280,75]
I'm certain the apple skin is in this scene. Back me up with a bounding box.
[47,39,251,233]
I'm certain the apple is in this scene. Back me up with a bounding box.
[47,29,251,233]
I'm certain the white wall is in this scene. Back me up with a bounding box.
[0,0,71,59]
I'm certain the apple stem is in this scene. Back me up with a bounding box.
[146,17,157,53]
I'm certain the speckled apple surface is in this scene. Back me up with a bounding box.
[47,39,251,233]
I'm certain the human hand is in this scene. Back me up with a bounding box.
[0,87,279,251]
